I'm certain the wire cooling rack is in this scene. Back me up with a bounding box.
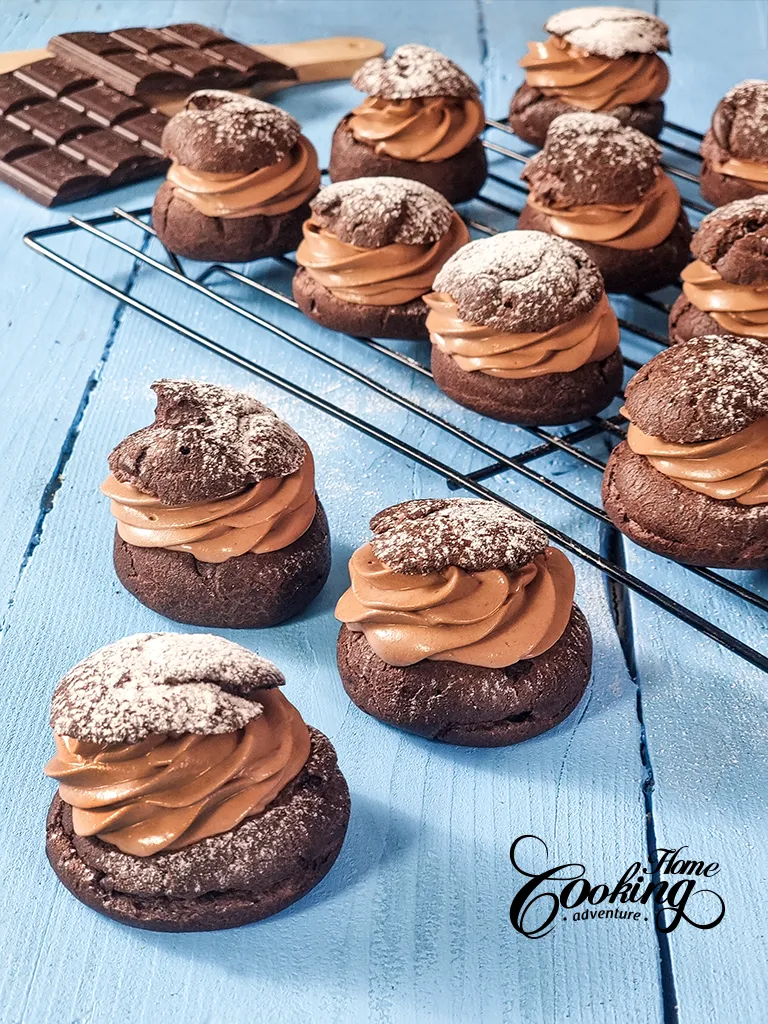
[23,116,768,673]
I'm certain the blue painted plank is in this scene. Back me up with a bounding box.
[638,4,768,1022]
[659,0,768,134]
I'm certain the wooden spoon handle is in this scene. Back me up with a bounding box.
[0,48,50,74]
[258,36,384,83]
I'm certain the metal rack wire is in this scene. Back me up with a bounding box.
[23,116,768,673]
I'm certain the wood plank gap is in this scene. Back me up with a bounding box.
[603,522,681,1024]
[475,0,489,82]
[0,234,149,635]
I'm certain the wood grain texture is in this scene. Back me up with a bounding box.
[0,2,765,1023]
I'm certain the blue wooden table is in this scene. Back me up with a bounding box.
[0,2,766,1022]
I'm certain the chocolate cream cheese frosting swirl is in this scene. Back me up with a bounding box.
[425,231,619,377]
[45,633,311,856]
[622,336,768,505]
[162,91,320,218]
[335,498,576,668]
[520,7,670,112]
[701,80,768,192]
[679,197,768,338]
[296,177,470,305]
[347,44,485,162]
[522,114,681,250]
[103,379,317,561]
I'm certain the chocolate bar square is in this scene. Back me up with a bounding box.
[48,23,295,97]
[0,59,169,205]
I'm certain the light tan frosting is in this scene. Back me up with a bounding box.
[347,95,485,162]
[44,688,311,857]
[681,261,768,339]
[520,35,669,111]
[625,409,768,505]
[425,290,619,377]
[166,135,321,218]
[526,171,680,251]
[710,156,768,192]
[101,445,316,563]
[335,543,574,668]
[295,211,470,305]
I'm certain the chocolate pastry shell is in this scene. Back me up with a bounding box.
[699,160,768,208]
[667,294,727,346]
[112,500,331,628]
[508,85,665,148]
[293,266,429,341]
[516,202,692,295]
[152,181,310,263]
[337,607,592,746]
[431,344,623,426]
[46,728,350,932]
[602,442,768,569]
[327,118,487,206]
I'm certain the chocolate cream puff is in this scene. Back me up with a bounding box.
[102,379,331,627]
[152,90,320,262]
[45,632,350,931]
[293,177,470,341]
[700,80,768,207]
[336,498,592,746]
[670,196,768,345]
[328,44,487,204]
[425,230,622,424]
[603,336,768,569]
[510,6,670,147]
[518,113,691,294]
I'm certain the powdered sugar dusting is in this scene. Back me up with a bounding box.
[432,230,603,334]
[697,194,768,228]
[351,44,479,100]
[626,335,768,442]
[690,195,768,273]
[109,379,306,505]
[370,498,548,574]
[50,633,285,744]
[540,112,660,173]
[311,177,454,247]
[164,89,300,161]
[722,79,768,120]
[710,80,768,158]
[545,6,670,58]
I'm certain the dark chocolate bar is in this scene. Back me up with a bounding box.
[0,58,169,205]
[48,23,296,98]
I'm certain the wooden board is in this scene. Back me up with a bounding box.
[0,2,765,1023]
